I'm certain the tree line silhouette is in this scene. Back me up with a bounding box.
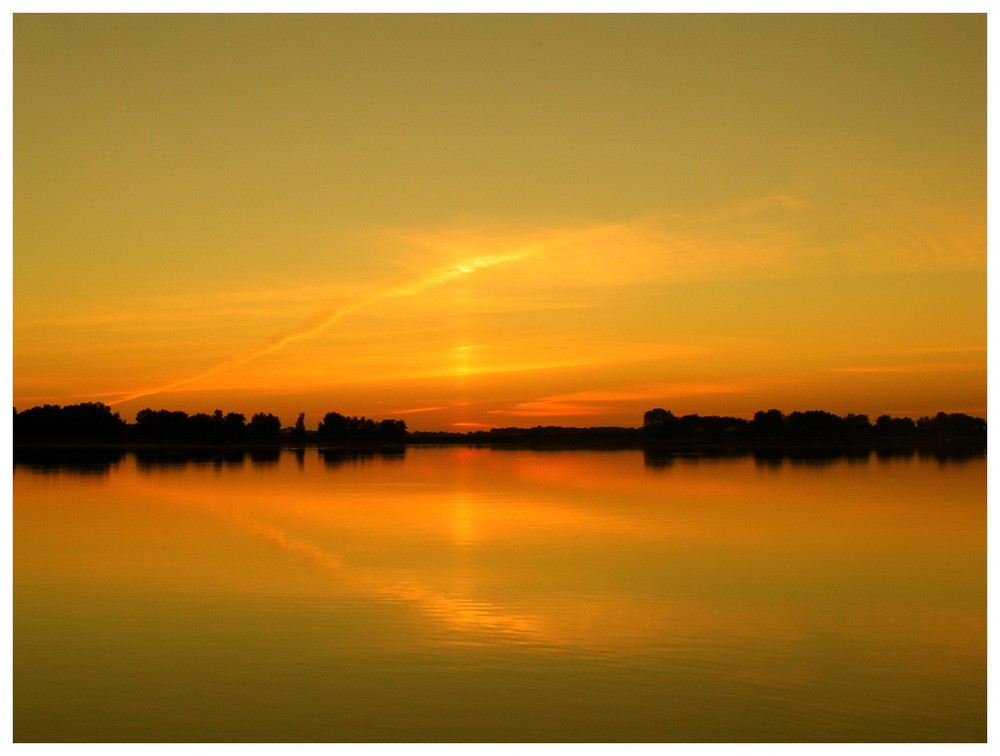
[12,401,985,448]
[317,412,407,443]
[13,403,407,445]
[641,407,986,445]
[410,408,986,448]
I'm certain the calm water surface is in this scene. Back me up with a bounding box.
[14,447,985,742]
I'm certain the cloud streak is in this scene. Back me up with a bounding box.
[486,377,805,420]
[108,250,531,406]
[99,193,984,408]
[829,363,984,374]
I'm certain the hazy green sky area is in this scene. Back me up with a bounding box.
[14,14,985,429]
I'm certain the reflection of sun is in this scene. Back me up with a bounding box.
[448,491,482,548]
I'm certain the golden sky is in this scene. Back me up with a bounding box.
[14,14,986,430]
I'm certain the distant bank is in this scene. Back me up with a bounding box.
[12,402,986,452]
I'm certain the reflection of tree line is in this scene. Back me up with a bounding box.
[16,444,981,478]
[13,445,128,475]
[13,445,408,476]
[318,447,406,466]
[643,446,984,469]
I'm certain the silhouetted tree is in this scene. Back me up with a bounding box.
[843,413,873,438]
[752,409,785,436]
[293,412,306,439]
[378,418,408,441]
[344,416,378,441]
[222,412,246,440]
[188,412,218,439]
[317,411,406,443]
[643,408,674,427]
[643,408,677,437]
[785,410,844,438]
[875,415,917,438]
[248,412,281,440]
[134,408,191,438]
[917,412,986,441]
[317,411,348,439]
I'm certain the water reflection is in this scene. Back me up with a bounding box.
[644,447,880,469]
[916,447,986,464]
[133,448,248,470]
[14,447,985,741]
[760,448,872,467]
[874,447,918,463]
[870,447,988,465]
[319,447,406,467]
[13,447,125,475]
[13,445,981,475]
[248,448,281,467]
[642,448,751,468]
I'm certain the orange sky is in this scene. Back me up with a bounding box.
[13,14,986,430]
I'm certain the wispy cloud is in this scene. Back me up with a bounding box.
[679,193,811,222]
[388,192,982,297]
[92,190,982,407]
[486,376,806,420]
[829,363,984,374]
[380,406,447,415]
[16,284,348,330]
[488,381,762,418]
[488,402,612,418]
[107,250,532,406]
[885,346,986,355]
[544,382,753,403]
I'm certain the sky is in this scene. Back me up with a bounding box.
[13,13,986,430]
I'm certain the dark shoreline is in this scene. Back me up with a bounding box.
[13,438,986,453]
[14,403,985,454]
